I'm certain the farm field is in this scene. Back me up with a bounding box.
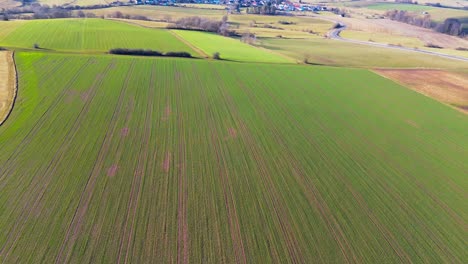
[343,2,468,22]
[331,16,468,51]
[375,69,468,113]
[340,29,425,47]
[365,3,433,12]
[340,29,468,58]
[258,37,468,68]
[0,19,196,55]
[415,0,468,8]
[87,6,334,37]
[0,51,16,125]
[0,52,466,263]
[173,30,293,63]
[89,5,224,21]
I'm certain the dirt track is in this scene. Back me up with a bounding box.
[0,51,16,126]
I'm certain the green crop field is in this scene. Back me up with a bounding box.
[258,37,468,69]
[365,3,433,11]
[0,52,466,263]
[173,30,293,63]
[0,19,196,54]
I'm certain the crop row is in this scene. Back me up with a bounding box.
[0,53,466,263]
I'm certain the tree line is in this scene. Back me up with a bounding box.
[385,10,467,37]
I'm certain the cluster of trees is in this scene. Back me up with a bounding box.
[241,32,256,44]
[106,11,149,21]
[246,5,277,15]
[385,10,466,36]
[167,15,230,36]
[109,48,192,58]
[434,18,466,36]
[385,10,432,28]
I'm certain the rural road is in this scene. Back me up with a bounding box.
[317,16,468,63]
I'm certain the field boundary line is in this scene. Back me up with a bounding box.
[371,69,468,115]
[118,63,156,264]
[231,70,356,263]
[196,64,248,264]
[170,30,210,58]
[319,16,468,63]
[55,60,137,264]
[1,59,115,261]
[0,51,18,126]
[254,45,296,63]
[0,58,90,181]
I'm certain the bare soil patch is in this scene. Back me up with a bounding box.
[162,105,171,121]
[374,69,468,113]
[0,51,16,126]
[227,127,237,139]
[107,164,118,177]
[121,127,130,137]
[163,152,171,173]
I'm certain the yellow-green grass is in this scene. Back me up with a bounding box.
[339,2,467,22]
[230,14,334,37]
[365,3,434,12]
[419,47,468,58]
[0,18,197,55]
[173,29,293,63]
[427,8,468,22]
[0,52,466,263]
[341,29,425,47]
[258,37,468,69]
[415,0,467,8]
[109,18,169,28]
[0,20,28,43]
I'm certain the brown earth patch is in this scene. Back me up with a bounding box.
[64,90,79,104]
[162,105,171,121]
[405,120,420,128]
[107,165,118,177]
[0,51,17,126]
[227,127,237,138]
[374,69,468,114]
[163,152,171,173]
[121,127,130,137]
[80,90,92,102]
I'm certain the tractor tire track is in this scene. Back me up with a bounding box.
[55,61,137,264]
[194,68,247,264]
[175,68,189,264]
[209,65,305,263]
[315,74,463,261]
[254,72,412,263]
[0,58,99,258]
[233,79,355,263]
[0,58,90,181]
[117,63,156,264]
